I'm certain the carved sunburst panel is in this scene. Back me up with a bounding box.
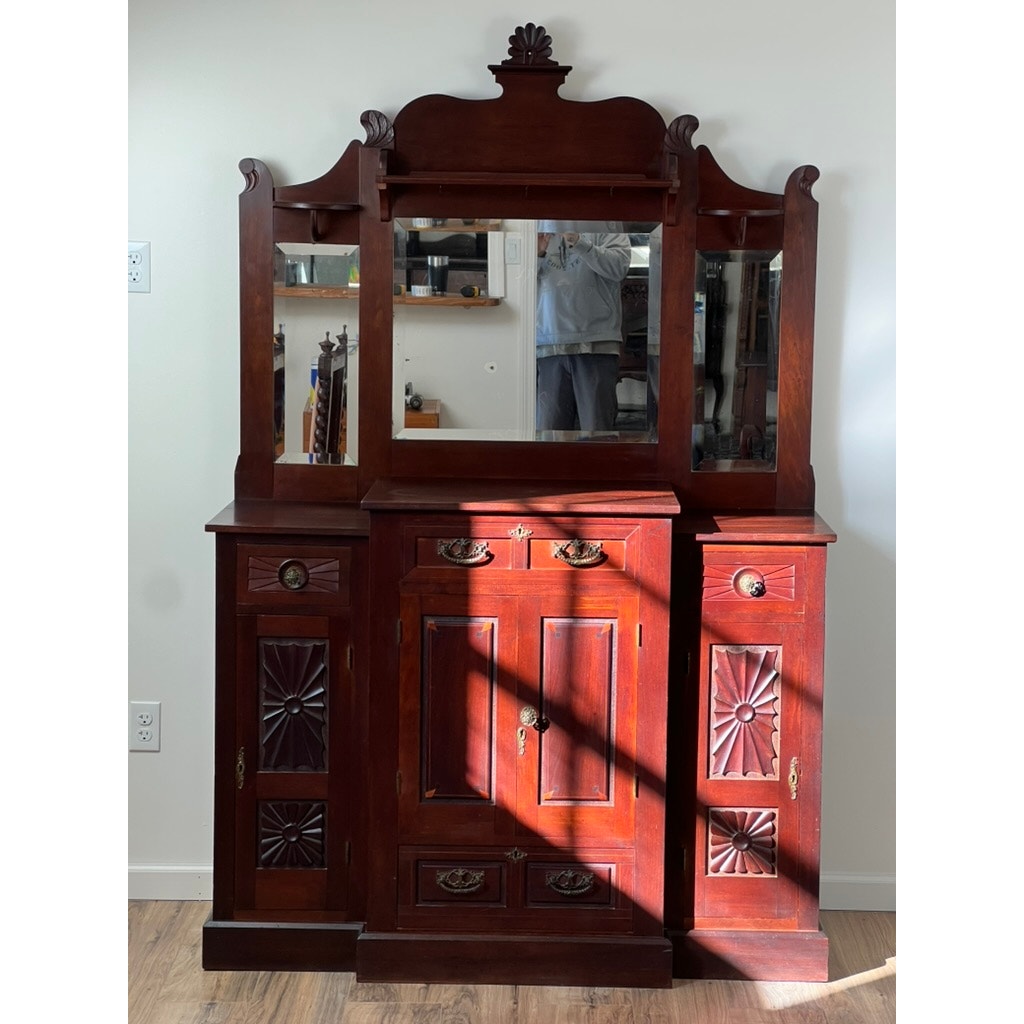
[259,639,328,771]
[709,645,780,779]
[707,807,777,876]
[247,556,341,594]
[258,801,326,868]
[702,562,796,602]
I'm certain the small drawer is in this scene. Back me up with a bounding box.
[528,537,627,573]
[401,848,508,908]
[418,535,515,570]
[701,547,805,609]
[236,544,351,606]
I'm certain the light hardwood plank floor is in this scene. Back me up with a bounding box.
[129,902,895,1024]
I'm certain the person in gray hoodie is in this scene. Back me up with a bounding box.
[535,222,631,433]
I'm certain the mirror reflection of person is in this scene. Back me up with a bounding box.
[535,221,631,433]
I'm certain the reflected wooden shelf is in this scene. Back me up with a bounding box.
[275,285,499,306]
[396,218,502,232]
[395,294,499,307]
[275,285,361,300]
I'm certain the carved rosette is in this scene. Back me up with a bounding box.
[259,639,328,771]
[707,808,777,876]
[709,645,781,779]
[259,800,326,868]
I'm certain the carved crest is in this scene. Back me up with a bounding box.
[502,23,556,66]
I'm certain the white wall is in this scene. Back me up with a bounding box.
[127,0,896,909]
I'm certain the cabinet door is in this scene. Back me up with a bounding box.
[691,622,809,929]
[234,613,353,913]
[398,590,638,847]
[397,592,519,845]
[513,593,639,845]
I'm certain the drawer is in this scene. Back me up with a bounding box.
[523,859,619,909]
[236,543,352,606]
[412,532,516,571]
[399,847,508,909]
[701,547,806,611]
[401,518,640,579]
[527,536,627,573]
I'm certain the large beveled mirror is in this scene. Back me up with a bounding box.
[391,219,661,443]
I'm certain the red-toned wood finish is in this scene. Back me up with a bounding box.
[359,481,677,987]
[230,23,817,511]
[203,507,370,970]
[205,22,832,986]
[666,514,836,982]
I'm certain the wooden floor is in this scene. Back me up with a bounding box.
[129,902,895,1024]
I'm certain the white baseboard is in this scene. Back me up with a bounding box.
[820,871,896,911]
[128,865,212,900]
[129,865,895,912]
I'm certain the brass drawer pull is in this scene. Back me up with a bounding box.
[435,867,485,894]
[736,569,767,598]
[552,539,604,567]
[545,869,595,897]
[437,539,490,565]
[278,559,310,591]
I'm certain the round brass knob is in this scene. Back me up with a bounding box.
[735,570,766,598]
[278,560,309,591]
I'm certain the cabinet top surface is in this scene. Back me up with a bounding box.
[206,500,370,535]
[361,479,681,516]
[677,511,836,544]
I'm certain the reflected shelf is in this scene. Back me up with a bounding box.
[274,284,499,306]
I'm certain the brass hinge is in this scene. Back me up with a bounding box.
[345,840,352,865]
[346,644,353,670]
[637,623,642,648]
[634,774,640,798]
[396,770,402,796]
[396,619,403,645]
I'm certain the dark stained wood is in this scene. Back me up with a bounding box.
[209,20,833,987]
[361,478,681,516]
[202,918,360,972]
[356,932,674,989]
[206,500,370,536]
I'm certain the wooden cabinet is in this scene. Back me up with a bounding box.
[203,507,369,970]
[205,22,833,987]
[666,516,835,981]
[357,485,677,986]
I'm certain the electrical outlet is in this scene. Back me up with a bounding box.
[129,701,161,751]
[128,241,151,293]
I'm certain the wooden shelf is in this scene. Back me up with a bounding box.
[275,285,499,306]
[395,294,499,307]
[397,219,502,232]
[275,285,361,300]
